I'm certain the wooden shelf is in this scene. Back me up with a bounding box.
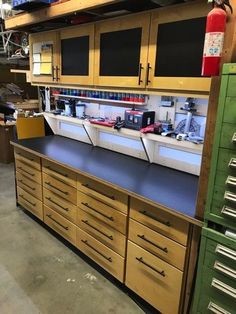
[10,69,31,82]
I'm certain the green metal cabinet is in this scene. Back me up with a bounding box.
[192,64,236,313]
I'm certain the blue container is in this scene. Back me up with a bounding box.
[12,0,57,11]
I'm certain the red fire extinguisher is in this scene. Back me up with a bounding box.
[202,0,233,76]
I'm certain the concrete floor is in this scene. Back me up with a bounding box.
[0,163,148,314]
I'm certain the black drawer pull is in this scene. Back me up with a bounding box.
[137,234,168,253]
[45,182,69,195]
[46,214,69,230]
[18,179,36,191]
[17,167,35,177]
[81,183,115,200]
[45,165,68,178]
[146,63,151,86]
[81,239,112,263]
[81,220,113,240]
[136,257,165,277]
[81,202,114,221]
[16,152,34,162]
[138,63,143,85]
[139,210,171,227]
[45,197,69,212]
[19,194,36,206]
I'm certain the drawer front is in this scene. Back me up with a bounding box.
[15,159,42,183]
[43,173,77,205]
[77,174,128,214]
[217,149,236,174]
[128,219,186,271]
[227,77,236,97]
[43,188,77,223]
[76,227,125,282]
[14,147,41,170]
[17,186,43,220]
[77,190,127,234]
[130,198,189,246]
[16,171,42,200]
[125,241,183,314]
[220,123,236,150]
[77,208,126,257]
[223,97,236,123]
[42,159,77,187]
[44,205,76,245]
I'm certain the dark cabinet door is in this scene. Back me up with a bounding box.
[147,2,212,92]
[95,14,150,88]
[59,24,94,85]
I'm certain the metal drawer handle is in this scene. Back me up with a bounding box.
[81,220,113,240]
[211,278,236,300]
[137,234,168,253]
[232,133,236,144]
[228,158,236,168]
[208,301,231,314]
[226,176,236,187]
[46,214,69,231]
[81,202,114,221]
[215,244,236,261]
[224,191,236,203]
[214,261,236,279]
[18,179,36,191]
[45,197,69,212]
[139,210,171,227]
[16,152,34,162]
[136,257,165,277]
[17,166,35,177]
[19,194,36,206]
[81,239,112,263]
[45,165,68,178]
[221,205,236,219]
[45,182,69,195]
[81,183,115,200]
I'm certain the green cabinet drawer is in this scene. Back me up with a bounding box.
[220,123,236,150]
[223,97,236,123]
[203,227,236,252]
[227,76,236,97]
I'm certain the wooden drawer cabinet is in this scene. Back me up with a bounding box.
[43,173,77,204]
[77,174,128,214]
[130,198,189,246]
[77,190,127,234]
[129,219,186,271]
[77,227,125,282]
[17,186,43,220]
[15,159,42,184]
[42,159,77,187]
[16,171,42,201]
[77,208,126,257]
[44,205,76,245]
[43,188,77,223]
[125,241,183,314]
[14,147,41,170]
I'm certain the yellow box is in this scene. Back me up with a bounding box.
[16,117,45,140]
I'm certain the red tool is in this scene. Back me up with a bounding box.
[89,118,115,127]
[202,0,233,76]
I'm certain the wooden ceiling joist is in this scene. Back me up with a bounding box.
[5,0,120,30]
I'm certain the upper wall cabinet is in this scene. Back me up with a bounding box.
[59,24,94,85]
[94,14,150,88]
[147,2,211,92]
[30,31,59,84]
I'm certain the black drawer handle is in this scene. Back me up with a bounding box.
[137,234,168,253]
[139,210,171,227]
[81,239,112,263]
[19,194,36,206]
[18,179,36,191]
[81,220,113,240]
[16,152,34,162]
[81,202,114,221]
[138,63,144,85]
[45,197,69,212]
[81,183,115,200]
[136,257,165,277]
[17,167,35,177]
[45,165,68,178]
[146,63,151,86]
[46,214,69,230]
[45,182,69,195]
